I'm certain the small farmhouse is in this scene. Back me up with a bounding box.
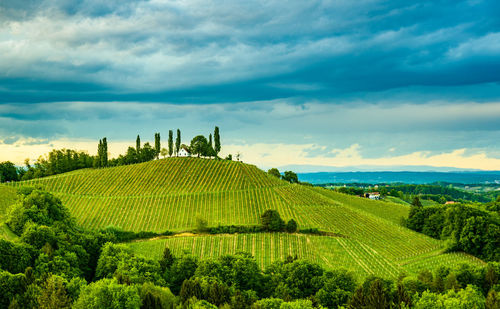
[178,146,191,157]
[366,192,380,200]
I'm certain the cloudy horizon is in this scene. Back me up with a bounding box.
[1,0,500,171]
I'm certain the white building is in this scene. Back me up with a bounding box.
[368,192,380,200]
[178,147,191,157]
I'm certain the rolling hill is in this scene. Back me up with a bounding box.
[2,157,484,278]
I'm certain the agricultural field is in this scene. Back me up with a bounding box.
[126,233,483,279]
[4,158,486,278]
[0,185,18,220]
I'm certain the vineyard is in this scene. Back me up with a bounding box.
[3,158,486,277]
[0,185,17,220]
[126,233,483,278]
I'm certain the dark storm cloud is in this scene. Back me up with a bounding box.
[1,0,500,103]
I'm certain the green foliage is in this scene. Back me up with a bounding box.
[6,189,72,235]
[96,138,109,168]
[252,298,283,309]
[267,259,324,300]
[21,149,94,181]
[0,161,18,182]
[0,239,37,274]
[0,271,27,308]
[196,216,209,233]
[167,253,198,294]
[37,275,71,309]
[406,203,500,261]
[96,242,164,285]
[66,277,87,302]
[21,223,57,249]
[155,133,161,158]
[384,183,491,203]
[168,130,174,157]
[139,282,176,309]
[176,129,181,155]
[261,210,285,232]
[190,135,211,157]
[285,219,298,233]
[279,299,314,309]
[414,285,486,309]
[281,171,298,184]
[159,247,175,272]
[267,168,281,179]
[412,196,423,207]
[349,276,394,309]
[486,289,499,309]
[73,279,141,309]
[214,126,221,156]
[315,269,356,308]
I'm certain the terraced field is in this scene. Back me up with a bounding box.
[4,158,486,278]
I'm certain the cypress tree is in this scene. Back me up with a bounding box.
[175,129,181,156]
[154,133,161,159]
[168,130,174,157]
[136,135,141,152]
[214,126,221,156]
[208,133,214,157]
[97,139,103,168]
[102,137,108,167]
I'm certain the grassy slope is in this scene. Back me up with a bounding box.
[5,158,485,277]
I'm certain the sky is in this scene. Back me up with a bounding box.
[1,0,500,171]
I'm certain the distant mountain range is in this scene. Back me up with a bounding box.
[296,171,500,185]
[278,164,491,173]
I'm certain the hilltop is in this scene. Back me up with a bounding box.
[2,157,484,278]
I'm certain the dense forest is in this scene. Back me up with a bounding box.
[0,188,499,308]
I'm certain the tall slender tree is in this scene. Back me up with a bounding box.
[154,133,161,159]
[136,135,141,152]
[102,137,108,167]
[96,139,103,168]
[208,133,215,158]
[175,129,181,156]
[168,130,174,157]
[214,126,221,156]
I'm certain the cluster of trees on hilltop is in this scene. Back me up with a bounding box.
[1,188,499,308]
[188,128,221,158]
[267,168,299,183]
[0,127,223,183]
[404,196,500,261]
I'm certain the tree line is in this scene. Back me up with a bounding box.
[404,196,500,261]
[267,168,299,184]
[328,183,494,204]
[0,126,222,182]
[0,188,499,308]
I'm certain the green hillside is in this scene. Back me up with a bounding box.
[0,185,18,220]
[5,158,485,278]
